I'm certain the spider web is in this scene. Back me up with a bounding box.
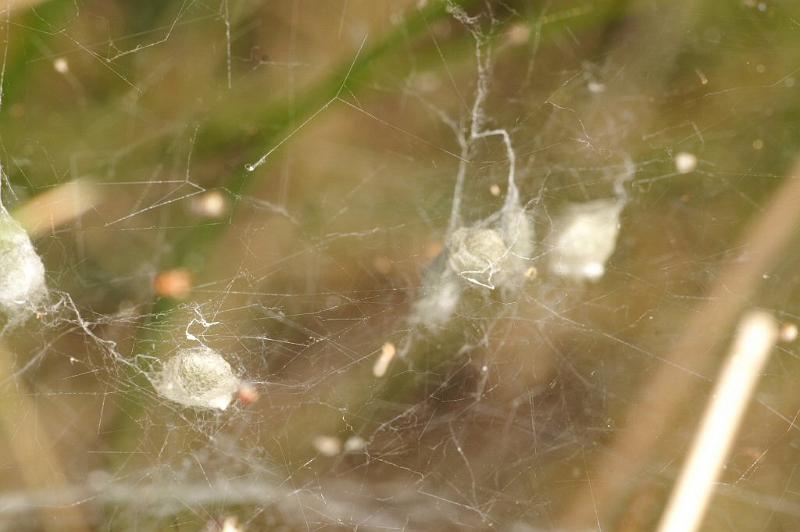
[1,1,800,531]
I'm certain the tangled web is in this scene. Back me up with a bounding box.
[1,1,799,531]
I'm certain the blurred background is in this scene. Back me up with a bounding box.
[1,0,800,530]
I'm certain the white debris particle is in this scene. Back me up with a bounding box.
[153,346,240,411]
[489,184,501,197]
[313,435,342,457]
[779,322,798,343]
[373,342,396,377]
[344,435,366,453]
[548,199,624,281]
[587,81,606,93]
[191,190,228,219]
[674,152,698,174]
[695,68,708,85]
[505,22,530,45]
[0,209,46,315]
[236,382,260,406]
[220,516,243,532]
[53,57,69,74]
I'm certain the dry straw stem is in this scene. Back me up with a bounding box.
[0,341,89,532]
[2,0,44,13]
[657,310,778,532]
[559,162,800,528]
[11,179,103,238]
[0,479,476,529]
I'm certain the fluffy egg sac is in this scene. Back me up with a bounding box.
[0,211,46,314]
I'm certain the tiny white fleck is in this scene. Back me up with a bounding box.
[220,516,242,532]
[506,23,530,45]
[695,68,709,85]
[313,435,342,457]
[344,435,366,452]
[588,81,606,94]
[779,323,798,343]
[373,342,397,378]
[675,152,698,174]
[53,57,69,74]
[582,262,605,280]
[190,190,228,218]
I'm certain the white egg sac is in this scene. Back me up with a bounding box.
[548,199,624,281]
[446,207,534,292]
[0,210,46,314]
[447,226,510,289]
[154,346,240,411]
